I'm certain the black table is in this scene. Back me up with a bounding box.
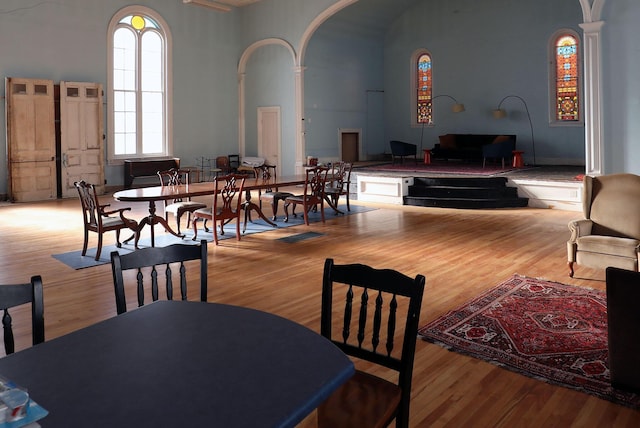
[0,301,354,427]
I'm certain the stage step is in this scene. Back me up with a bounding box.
[405,177,529,209]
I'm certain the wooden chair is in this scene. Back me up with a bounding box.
[254,164,293,221]
[157,168,207,234]
[284,166,329,226]
[0,275,45,355]
[318,258,425,428]
[192,174,246,245]
[74,180,138,261]
[110,241,208,315]
[325,161,353,213]
[228,154,240,172]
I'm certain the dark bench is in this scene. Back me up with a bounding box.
[431,134,517,163]
[390,140,417,164]
[124,158,180,189]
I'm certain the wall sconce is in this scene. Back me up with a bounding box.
[493,95,536,166]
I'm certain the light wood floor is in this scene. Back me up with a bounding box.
[1,191,638,427]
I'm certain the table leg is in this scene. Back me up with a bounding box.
[136,200,184,247]
[242,190,276,233]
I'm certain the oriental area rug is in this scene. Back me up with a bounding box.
[418,275,640,408]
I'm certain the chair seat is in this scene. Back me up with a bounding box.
[260,191,293,201]
[576,235,640,258]
[99,216,127,228]
[317,370,402,428]
[165,201,207,214]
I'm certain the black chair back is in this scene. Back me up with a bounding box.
[0,276,45,355]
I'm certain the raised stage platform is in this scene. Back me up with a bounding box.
[352,164,584,212]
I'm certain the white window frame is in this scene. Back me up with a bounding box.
[548,29,583,127]
[107,6,173,164]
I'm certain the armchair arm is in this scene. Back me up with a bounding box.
[568,219,593,242]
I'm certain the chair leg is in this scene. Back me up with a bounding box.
[568,261,575,277]
[346,192,350,211]
[213,220,219,245]
[95,234,104,261]
[81,229,89,256]
[192,217,200,241]
[235,218,241,241]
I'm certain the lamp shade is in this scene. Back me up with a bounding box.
[492,108,507,119]
[452,103,465,113]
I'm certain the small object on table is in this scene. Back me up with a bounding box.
[512,150,524,168]
[422,148,432,165]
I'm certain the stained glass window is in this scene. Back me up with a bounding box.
[555,35,579,121]
[417,53,432,124]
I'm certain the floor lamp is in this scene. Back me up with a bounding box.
[492,95,536,166]
[420,95,465,151]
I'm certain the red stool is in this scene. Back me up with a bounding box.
[422,149,432,165]
[512,150,524,168]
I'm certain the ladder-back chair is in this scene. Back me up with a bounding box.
[318,258,425,428]
[0,275,45,355]
[110,241,208,315]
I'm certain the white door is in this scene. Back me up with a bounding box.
[60,81,105,197]
[257,106,281,171]
[5,77,56,202]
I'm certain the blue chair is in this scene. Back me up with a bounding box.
[482,138,516,168]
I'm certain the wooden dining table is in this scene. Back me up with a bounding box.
[0,300,355,427]
[113,174,310,247]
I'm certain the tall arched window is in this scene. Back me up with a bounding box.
[416,53,432,124]
[550,30,581,124]
[108,6,172,162]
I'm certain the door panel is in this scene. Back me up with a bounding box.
[60,82,104,197]
[258,107,281,170]
[6,77,56,202]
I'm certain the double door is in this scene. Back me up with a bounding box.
[6,78,104,202]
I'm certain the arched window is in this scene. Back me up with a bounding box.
[550,30,581,124]
[107,6,172,162]
[416,52,432,124]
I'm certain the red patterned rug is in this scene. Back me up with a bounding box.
[418,275,640,408]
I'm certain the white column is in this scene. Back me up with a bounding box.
[294,66,306,175]
[579,20,604,176]
[238,72,246,157]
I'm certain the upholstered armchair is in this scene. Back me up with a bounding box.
[567,173,640,277]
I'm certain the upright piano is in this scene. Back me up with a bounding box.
[123,158,180,189]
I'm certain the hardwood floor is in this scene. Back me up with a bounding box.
[1,191,638,427]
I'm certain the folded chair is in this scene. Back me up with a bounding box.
[318,258,426,428]
[74,180,138,260]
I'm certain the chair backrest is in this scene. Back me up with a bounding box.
[216,156,230,173]
[213,173,245,219]
[606,266,640,392]
[254,164,277,192]
[74,180,102,228]
[304,166,329,200]
[0,276,45,355]
[583,173,640,239]
[110,241,208,315]
[328,161,352,192]
[157,168,193,202]
[321,258,425,427]
[228,154,240,171]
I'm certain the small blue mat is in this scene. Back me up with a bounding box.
[53,204,373,269]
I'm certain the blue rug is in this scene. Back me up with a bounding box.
[53,204,372,269]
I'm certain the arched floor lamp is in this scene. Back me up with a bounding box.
[420,95,465,151]
[492,95,536,166]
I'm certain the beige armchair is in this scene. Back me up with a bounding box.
[567,173,640,277]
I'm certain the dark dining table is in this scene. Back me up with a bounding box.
[0,301,354,427]
[113,174,310,246]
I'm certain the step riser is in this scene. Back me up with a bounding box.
[406,177,528,209]
[408,186,519,199]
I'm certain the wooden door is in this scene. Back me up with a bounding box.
[341,132,359,162]
[5,77,56,202]
[257,106,281,170]
[60,81,105,197]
